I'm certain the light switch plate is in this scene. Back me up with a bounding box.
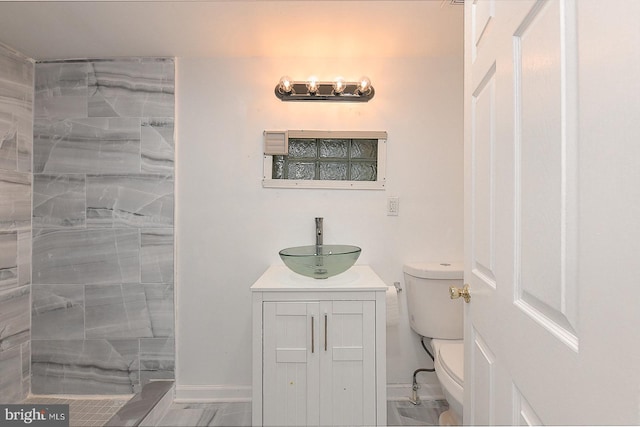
[387,196,399,216]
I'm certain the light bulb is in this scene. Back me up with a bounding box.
[356,76,372,95]
[306,76,319,95]
[332,77,346,95]
[278,76,293,94]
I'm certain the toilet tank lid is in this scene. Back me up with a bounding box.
[403,262,464,279]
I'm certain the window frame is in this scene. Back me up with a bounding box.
[262,130,387,190]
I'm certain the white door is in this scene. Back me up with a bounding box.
[464,0,640,424]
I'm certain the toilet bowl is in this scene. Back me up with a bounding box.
[432,339,464,425]
[404,262,464,425]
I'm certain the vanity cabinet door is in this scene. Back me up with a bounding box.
[261,298,378,426]
[320,300,377,427]
[262,301,320,426]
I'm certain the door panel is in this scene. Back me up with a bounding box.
[512,385,543,426]
[471,0,495,62]
[471,62,498,287]
[263,302,319,426]
[514,0,579,347]
[332,347,363,361]
[469,329,495,426]
[320,300,376,427]
[276,348,307,363]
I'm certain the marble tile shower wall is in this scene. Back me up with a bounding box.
[0,44,33,403]
[31,58,175,395]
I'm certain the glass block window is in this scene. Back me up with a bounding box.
[273,138,377,181]
[263,130,386,189]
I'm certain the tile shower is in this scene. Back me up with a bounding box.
[0,43,33,403]
[0,42,176,403]
[31,58,175,395]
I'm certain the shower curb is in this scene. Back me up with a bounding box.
[105,380,174,427]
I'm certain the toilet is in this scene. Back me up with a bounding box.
[404,262,464,426]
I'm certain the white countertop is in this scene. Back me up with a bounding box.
[251,265,387,292]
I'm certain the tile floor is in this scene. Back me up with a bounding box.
[156,399,449,426]
[22,395,131,427]
[20,395,447,426]
[388,399,449,426]
[158,402,251,426]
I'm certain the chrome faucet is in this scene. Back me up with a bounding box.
[315,217,323,246]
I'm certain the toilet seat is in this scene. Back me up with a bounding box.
[438,341,464,387]
[431,339,464,421]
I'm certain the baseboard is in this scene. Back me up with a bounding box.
[174,384,252,402]
[175,383,444,403]
[386,383,445,402]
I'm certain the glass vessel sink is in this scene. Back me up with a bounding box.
[279,245,361,279]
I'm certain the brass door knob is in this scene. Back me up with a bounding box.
[450,284,471,303]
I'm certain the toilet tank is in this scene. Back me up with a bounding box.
[404,262,464,339]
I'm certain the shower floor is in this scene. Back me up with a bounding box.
[22,395,132,427]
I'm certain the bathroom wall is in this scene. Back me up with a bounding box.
[0,43,33,403]
[31,58,175,394]
[175,53,463,399]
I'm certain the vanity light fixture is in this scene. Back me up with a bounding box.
[275,75,375,102]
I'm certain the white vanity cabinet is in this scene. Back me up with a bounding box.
[251,265,387,427]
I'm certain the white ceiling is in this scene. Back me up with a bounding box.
[0,1,463,60]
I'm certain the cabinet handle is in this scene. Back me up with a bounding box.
[311,316,315,353]
[324,314,328,351]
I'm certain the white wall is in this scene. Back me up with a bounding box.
[175,54,463,400]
